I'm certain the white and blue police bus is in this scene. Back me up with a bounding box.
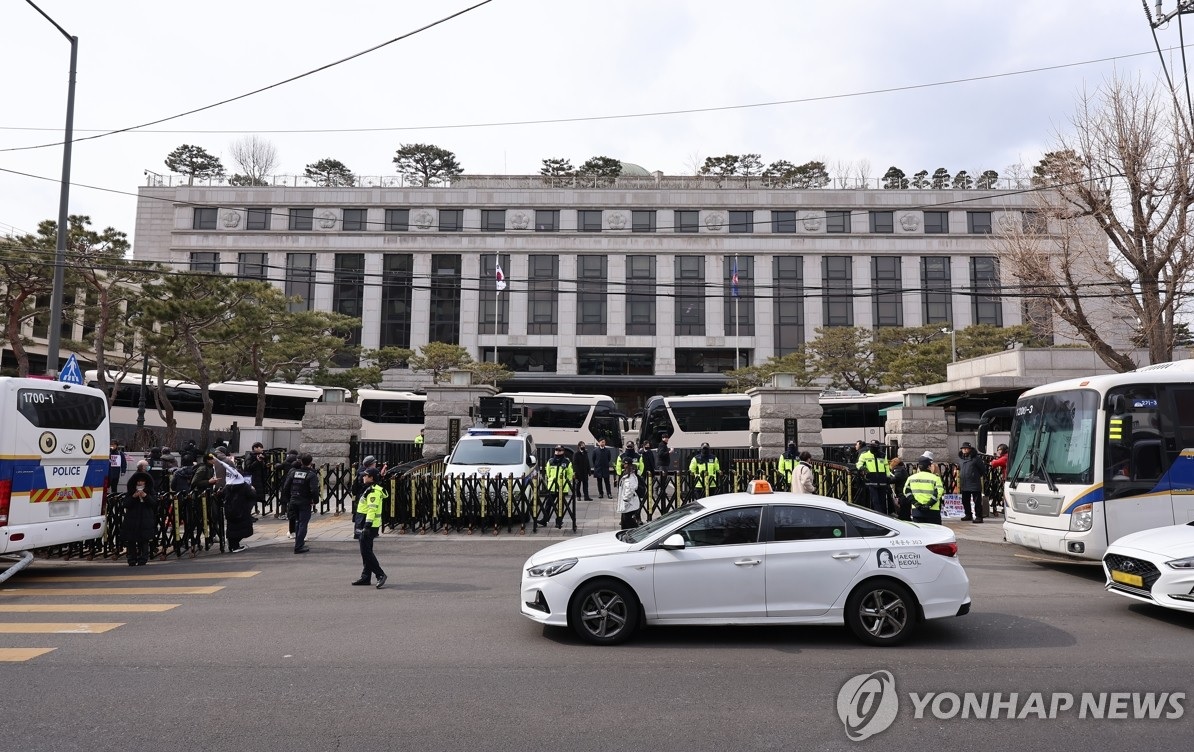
[1,377,109,557]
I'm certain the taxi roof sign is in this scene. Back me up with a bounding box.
[747,479,773,494]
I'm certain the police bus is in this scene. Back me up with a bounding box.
[1003,360,1194,560]
[0,377,109,560]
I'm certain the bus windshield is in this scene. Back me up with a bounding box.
[1008,389,1097,488]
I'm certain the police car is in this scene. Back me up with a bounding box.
[444,427,537,479]
[519,480,971,646]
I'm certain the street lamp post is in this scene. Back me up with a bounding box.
[26,0,78,378]
[941,326,957,363]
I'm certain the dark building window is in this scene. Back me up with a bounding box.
[384,209,409,231]
[189,252,219,273]
[872,256,903,327]
[823,256,853,326]
[675,255,705,335]
[535,210,559,232]
[438,209,463,232]
[676,349,752,373]
[578,210,603,232]
[381,254,413,349]
[193,207,217,230]
[773,256,804,355]
[332,254,365,366]
[921,256,952,324]
[527,254,558,335]
[632,210,656,233]
[478,253,510,336]
[626,255,656,336]
[238,252,268,281]
[288,208,314,231]
[723,256,754,335]
[1023,210,1047,233]
[577,256,607,335]
[285,253,315,311]
[826,210,852,234]
[971,256,1003,325]
[481,209,506,232]
[246,207,271,230]
[577,348,655,376]
[482,347,558,373]
[674,210,699,233]
[869,211,894,233]
[729,211,754,233]
[924,211,949,234]
[429,254,462,344]
[967,211,992,234]
[771,210,797,233]
[342,208,367,231]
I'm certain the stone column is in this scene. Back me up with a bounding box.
[884,393,948,462]
[422,370,498,456]
[747,374,823,460]
[300,402,363,467]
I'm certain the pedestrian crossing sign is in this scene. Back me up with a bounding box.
[59,354,84,385]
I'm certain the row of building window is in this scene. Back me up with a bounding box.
[189,252,1002,356]
[192,207,1042,235]
[477,347,750,375]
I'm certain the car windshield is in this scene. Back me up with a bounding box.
[449,438,524,466]
[1008,389,1097,487]
[622,503,705,543]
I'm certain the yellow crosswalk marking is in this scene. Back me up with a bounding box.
[0,648,55,661]
[0,622,123,634]
[18,572,260,583]
[0,586,224,596]
[0,604,179,613]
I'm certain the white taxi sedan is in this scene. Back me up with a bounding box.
[1103,522,1194,613]
[519,481,971,646]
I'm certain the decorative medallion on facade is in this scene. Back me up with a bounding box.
[899,213,921,231]
[317,210,337,229]
[221,210,241,228]
[607,212,628,230]
[509,211,530,230]
[801,212,822,231]
[413,210,435,229]
[704,212,726,231]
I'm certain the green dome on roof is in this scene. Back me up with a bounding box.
[619,162,651,177]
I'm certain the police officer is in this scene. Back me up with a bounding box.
[777,441,799,490]
[351,467,387,588]
[539,446,575,527]
[280,453,319,553]
[414,429,425,457]
[904,457,945,525]
[688,443,721,498]
[856,440,891,515]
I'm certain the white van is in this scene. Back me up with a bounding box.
[444,427,538,479]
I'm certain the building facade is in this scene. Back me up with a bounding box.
[131,172,1116,409]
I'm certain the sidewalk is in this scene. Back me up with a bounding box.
[245,502,1008,547]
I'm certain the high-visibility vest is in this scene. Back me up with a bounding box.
[856,450,889,482]
[544,457,574,491]
[903,471,944,510]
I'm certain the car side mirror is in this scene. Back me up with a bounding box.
[658,533,686,550]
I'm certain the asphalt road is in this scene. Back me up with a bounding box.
[2,535,1192,752]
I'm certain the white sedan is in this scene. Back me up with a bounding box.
[1103,522,1194,613]
[519,481,972,646]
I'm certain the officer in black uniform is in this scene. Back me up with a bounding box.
[280,453,320,553]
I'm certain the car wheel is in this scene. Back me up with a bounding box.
[569,579,639,645]
[845,580,918,646]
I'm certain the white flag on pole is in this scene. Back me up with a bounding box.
[495,263,506,291]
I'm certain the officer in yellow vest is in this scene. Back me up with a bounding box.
[903,457,945,525]
[777,441,798,490]
[689,443,721,498]
[856,440,892,514]
[413,429,425,456]
[539,445,575,527]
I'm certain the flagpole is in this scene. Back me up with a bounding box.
[493,286,499,364]
[734,254,740,371]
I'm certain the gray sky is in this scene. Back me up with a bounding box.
[0,0,1181,245]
